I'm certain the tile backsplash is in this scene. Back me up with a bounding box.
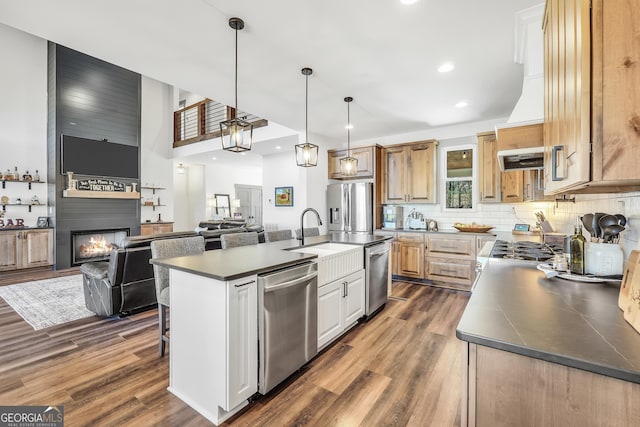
[398,191,640,260]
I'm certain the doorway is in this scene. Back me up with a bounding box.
[235,184,263,225]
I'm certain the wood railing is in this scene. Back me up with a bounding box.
[173,99,268,148]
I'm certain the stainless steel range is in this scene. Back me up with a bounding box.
[489,240,565,263]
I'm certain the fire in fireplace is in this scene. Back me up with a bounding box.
[71,228,130,266]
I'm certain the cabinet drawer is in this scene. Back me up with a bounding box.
[396,232,425,244]
[426,257,474,287]
[427,236,474,258]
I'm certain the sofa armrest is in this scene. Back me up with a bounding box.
[80,261,109,279]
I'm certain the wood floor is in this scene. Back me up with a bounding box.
[0,276,469,426]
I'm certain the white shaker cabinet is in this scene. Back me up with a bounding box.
[317,269,365,349]
[169,271,257,425]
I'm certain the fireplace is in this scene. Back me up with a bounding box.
[70,228,130,266]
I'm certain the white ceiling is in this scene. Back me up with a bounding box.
[0,0,542,159]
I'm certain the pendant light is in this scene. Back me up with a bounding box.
[340,97,358,175]
[220,17,253,152]
[295,68,319,167]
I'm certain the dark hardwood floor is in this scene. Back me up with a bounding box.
[0,274,469,426]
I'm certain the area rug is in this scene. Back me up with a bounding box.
[0,275,95,330]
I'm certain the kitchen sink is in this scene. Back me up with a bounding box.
[288,243,356,257]
[288,243,362,285]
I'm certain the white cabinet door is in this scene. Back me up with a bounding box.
[226,276,258,410]
[343,270,365,327]
[318,280,343,349]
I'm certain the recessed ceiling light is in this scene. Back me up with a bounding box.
[275,146,281,150]
[456,101,468,108]
[240,152,246,156]
[438,63,455,73]
[400,0,419,5]
[345,124,354,130]
[211,157,217,160]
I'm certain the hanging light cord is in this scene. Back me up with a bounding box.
[347,101,351,156]
[234,25,238,113]
[305,73,309,144]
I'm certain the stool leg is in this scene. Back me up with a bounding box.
[159,304,167,357]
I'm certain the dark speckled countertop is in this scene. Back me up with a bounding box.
[456,261,640,384]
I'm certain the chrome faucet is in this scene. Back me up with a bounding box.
[300,208,323,246]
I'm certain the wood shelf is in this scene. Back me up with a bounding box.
[1,204,45,212]
[2,180,45,190]
[62,189,140,199]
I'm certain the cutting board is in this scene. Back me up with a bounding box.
[620,250,640,332]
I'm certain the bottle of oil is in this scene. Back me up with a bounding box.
[570,216,586,275]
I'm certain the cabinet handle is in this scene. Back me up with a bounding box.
[536,168,544,190]
[551,145,564,181]
[235,279,256,288]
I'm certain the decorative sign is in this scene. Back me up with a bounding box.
[76,179,125,192]
[0,218,25,228]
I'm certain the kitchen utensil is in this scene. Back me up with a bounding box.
[615,214,627,227]
[581,213,594,237]
[592,212,606,241]
[598,215,618,240]
[603,224,625,243]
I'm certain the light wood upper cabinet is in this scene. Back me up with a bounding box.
[327,146,375,179]
[477,131,500,203]
[501,171,524,203]
[543,0,591,194]
[382,140,437,204]
[591,0,640,184]
[543,0,640,193]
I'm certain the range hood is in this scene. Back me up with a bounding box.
[497,146,544,171]
[494,4,545,173]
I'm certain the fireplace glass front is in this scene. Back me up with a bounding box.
[71,228,130,266]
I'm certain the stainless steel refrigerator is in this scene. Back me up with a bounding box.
[327,182,373,234]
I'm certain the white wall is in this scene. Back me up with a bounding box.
[141,76,175,224]
[262,150,308,233]
[0,23,48,227]
[173,163,205,231]
[204,157,263,220]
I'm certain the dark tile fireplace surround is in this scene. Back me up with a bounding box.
[48,44,142,269]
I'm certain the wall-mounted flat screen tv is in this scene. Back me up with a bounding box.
[61,135,139,179]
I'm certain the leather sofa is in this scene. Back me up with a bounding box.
[80,231,198,317]
[198,220,265,250]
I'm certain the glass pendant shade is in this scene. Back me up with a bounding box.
[341,96,357,175]
[220,117,253,152]
[296,67,318,167]
[220,17,252,152]
[340,156,358,175]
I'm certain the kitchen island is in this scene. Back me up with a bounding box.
[457,261,640,426]
[150,233,391,425]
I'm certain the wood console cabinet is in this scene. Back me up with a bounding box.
[543,0,640,194]
[0,228,54,271]
[382,140,437,204]
[140,222,174,236]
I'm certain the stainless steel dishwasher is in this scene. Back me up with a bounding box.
[258,262,318,394]
[365,240,391,317]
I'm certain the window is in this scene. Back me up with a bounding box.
[442,146,476,210]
